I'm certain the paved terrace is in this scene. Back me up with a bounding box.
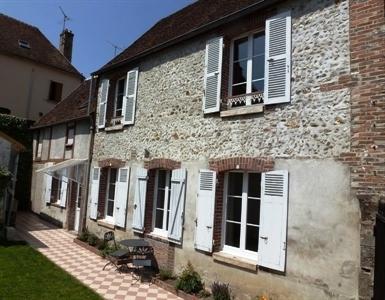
[15,212,180,300]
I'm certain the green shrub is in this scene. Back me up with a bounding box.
[78,228,90,242]
[211,281,233,300]
[159,268,176,281]
[87,233,99,246]
[176,261,204,294]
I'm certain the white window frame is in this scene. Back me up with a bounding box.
[222,171,261,261]
[105,168,117,224]
[114,77,126,118]
[152,169,171,238]
[228,29,265,105]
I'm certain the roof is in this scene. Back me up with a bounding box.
[96,0,276,74]
[33,80,91,128]
[0,13,83,78]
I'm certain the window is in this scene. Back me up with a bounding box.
[223,171,261,259]
[48,81,63,102]
[231,32,265,102]
[114,78,126,117]
[65,123,75,146]
[105,168,117,223]
[50,178,61,204]
[153,169,172,235]
[18,40,30,49]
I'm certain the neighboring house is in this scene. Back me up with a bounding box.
[30,80,92,233]
[0,13,83,121]
[0,131,25,237]
[83,0,382,299]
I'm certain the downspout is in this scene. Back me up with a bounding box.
[80,76,97,233]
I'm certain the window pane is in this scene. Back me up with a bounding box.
[232,84,247,96]
[109,169,117,183]
[155,209,163,229]
[233,37,248,61]
[116,95,123,110]
[225,222,241,248]
[156,189,165,209]
[158,170,167,189]
[252,80,264,93]
[248,173,261,198]
[247,198,260,225]
[228,172,243,196]
[252,55,265,80]
[107,201,114,217]
[252,33,265,56]
[246,225,259,252]
[108,184,115,200]
[226,196,242,222]
[117,79,125,95]
[232,60,247,85]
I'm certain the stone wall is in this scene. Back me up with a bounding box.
[93,0,350,163]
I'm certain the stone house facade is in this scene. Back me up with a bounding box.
[85,0,383,299]
[31,80,92,233]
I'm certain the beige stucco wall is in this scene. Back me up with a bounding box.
[0,54,82,121]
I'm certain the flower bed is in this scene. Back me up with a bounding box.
[73,238,103,257]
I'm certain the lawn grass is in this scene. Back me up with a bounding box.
[0,241,102,300]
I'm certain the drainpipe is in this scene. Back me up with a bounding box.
[80,76,97,233]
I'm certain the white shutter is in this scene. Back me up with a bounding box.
[44,174,52,204]
[168,168,187,244]
[132,167,147,232]
[194,170,216,252]
[89,167,100,220]
[264,11,291,105]
[259,170,289,272]
[122,68,139,125]
[98,79,109,129]
[59,176,68,208]
[114,167,130,228]
[203,37,223,114]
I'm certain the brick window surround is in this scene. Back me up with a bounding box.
[98,158,126,169]
[144,158,181,170]
[209,157,274,252]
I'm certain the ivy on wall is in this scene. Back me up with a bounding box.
[0,114,34,211]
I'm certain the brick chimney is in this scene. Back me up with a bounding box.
[59,29,74,62]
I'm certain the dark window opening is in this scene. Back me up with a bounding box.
[48,81,63,102]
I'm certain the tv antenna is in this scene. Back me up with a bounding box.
[107,41,123,57]
[59,6,71,31]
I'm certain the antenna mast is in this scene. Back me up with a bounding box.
[59,6,70,31]
[107,41,123,57]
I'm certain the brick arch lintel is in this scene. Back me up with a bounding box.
[144,158,181,170]
[98,158,126,169]
[209,157,274,173]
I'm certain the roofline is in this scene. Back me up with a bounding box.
[31,115,91,130]
[93,0,280,75]
[0,50,84,79]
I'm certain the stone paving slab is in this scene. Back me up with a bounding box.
[15,212,181,300]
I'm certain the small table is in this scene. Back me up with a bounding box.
[120,239,150,249]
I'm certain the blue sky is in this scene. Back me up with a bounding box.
[0,0,193,77]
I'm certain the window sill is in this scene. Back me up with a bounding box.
[97,219,115,229]
[105,124,124,132]
[220,104,264,118]
[50,203,64,209]
[65,143,73,148]
[213,251,258,272]
[146,232,169,243]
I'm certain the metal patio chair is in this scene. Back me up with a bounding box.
[102,231,130,273]
[131,245,154,283]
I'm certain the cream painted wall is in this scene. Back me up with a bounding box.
[0,54,82,121]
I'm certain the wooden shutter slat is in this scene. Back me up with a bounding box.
[264,11,291,105]
[122,68,138,125]
[132,167,147,232]
[203,37,223,114]
[168,168,187,244]
[89,167,100,220]
[114,168,130,228]
[194,169,216,252]
[59,176,68,208]
[98,79,109,129]
[259,170,289,272]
